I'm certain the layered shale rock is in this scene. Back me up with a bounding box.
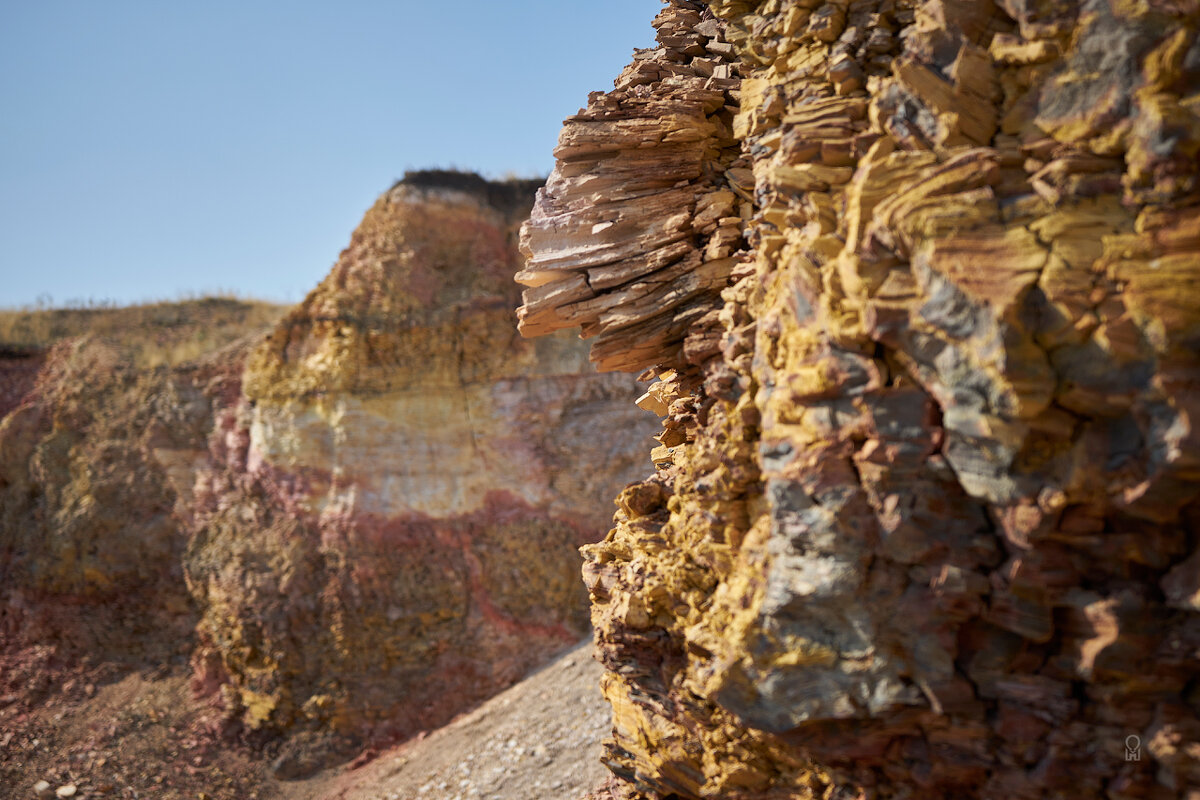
[0,173,657,781]
[516,3,748,373]
[521,1,1200,797]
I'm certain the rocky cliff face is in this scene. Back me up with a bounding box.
[520,1,1200,797]
[185,174,658,769]
[0,172,658,788]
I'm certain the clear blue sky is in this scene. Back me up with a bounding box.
[0,1,660,308]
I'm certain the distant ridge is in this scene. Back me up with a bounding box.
[393,169,544,217]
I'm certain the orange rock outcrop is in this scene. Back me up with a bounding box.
[519,1,1200,797]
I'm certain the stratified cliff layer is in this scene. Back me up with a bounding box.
[0,302,280,671]
[520,1,1200,797]
[0,172,658,793]
[186,174,658,771]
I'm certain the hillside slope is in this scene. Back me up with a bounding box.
[0,171,658,797]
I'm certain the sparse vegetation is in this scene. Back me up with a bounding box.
[0,296,290,368]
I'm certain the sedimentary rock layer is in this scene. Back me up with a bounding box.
[516,4,749,373]
[522,1,1200,797]
[185,174,658,766]
[0,335,222,666]
[0,173,658,779]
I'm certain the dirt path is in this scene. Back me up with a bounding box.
[295,639,611,800]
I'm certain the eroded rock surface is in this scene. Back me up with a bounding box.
[516,5,748,373]
[187,174,658,763]
[521,1,1200,797]
[0,172,658,792]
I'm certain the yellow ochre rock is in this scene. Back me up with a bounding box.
[522,2,1200,798]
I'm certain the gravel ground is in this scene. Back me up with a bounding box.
[301,639,611,800]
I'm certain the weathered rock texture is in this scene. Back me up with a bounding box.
[186,174,658,768]
[515,5,747,373]
[0,308,268,672]
[0,173,657,787]
[520,1,1200,797]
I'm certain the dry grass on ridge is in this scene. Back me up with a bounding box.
[0,296,291,368]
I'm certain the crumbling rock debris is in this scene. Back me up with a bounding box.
[520,0,1200,797]
[317,640,612,800]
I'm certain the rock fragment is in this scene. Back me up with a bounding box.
[516,3,748,374]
